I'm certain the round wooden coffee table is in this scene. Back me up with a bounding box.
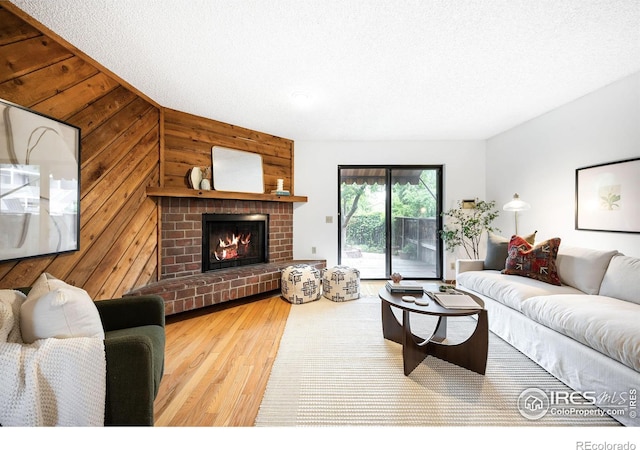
[378,286,488,376]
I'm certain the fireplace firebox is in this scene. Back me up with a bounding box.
[202,213,268,272]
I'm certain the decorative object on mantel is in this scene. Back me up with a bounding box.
[271,178,290,195]
[211,146,264,194]
[503,193,531,235]
[187,166,202,190]
[576,157,640,234]
[200,166,211,190]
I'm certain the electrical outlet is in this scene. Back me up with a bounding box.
[325,216,333,224]
[312,246,317,254]
[450,262,455,270]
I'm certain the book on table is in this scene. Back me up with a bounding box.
[385,280,424,294]
[432,293,481,309]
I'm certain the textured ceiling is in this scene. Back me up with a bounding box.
[10,0,640,141]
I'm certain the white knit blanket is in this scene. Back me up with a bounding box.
[0,290,106,426]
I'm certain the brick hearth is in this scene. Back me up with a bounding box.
[127,197,326,315]
[128,260,326,315]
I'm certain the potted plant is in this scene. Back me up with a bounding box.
[439,199,500,259]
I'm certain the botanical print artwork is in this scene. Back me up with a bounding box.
[576,158,640,233]
[598,184,621,211]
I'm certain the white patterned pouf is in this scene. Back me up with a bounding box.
[281,264,322,304]
[321,265,360,302]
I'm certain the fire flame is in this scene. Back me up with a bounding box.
[213,233,251,261]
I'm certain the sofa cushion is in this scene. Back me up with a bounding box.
[556,246,617,295]
[484,231,537,271]
[599,254,640,305]
[456,270,582,312]
[521,294,640,372]
[502,236,562,285]
[21,273,105,344]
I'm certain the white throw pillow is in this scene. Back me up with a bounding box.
[556,246,618,294]
[599,254,640,305]
[20,273,105,344]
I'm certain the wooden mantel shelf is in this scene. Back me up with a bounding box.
[146,187,308,203]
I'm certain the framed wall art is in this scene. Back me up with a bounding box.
[0,98,81,262]
[575,157,640,233]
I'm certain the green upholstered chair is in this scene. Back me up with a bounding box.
[96,295,165,426]
[15,289,166,426]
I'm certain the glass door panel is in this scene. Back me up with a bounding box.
[339,166,441,280]
[339,168,387,278]
[390,169,440,279]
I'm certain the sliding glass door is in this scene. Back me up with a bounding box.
[339,166,442,280]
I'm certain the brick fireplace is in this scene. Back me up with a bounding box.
[161,197,292,278]
[127,196,324,315]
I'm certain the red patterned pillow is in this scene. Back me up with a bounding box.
[502,236,562,285]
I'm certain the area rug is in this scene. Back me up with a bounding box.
[255,297,620,426]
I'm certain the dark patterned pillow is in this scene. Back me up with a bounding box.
[484,230,537,270]
[502,236,562,285]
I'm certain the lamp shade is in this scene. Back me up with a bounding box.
[503,193,531,212]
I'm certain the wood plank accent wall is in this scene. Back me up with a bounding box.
[0,4,298,300]
[0,4,161,299]
[163,108,295,194]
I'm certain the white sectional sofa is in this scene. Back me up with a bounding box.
[456,244,640,426]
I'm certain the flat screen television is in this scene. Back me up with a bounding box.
[0,98,81,263]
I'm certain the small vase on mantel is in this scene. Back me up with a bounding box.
[200,166,212,190]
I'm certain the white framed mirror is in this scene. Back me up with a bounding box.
[211,146,264,193]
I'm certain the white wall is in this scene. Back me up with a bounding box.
[486,71,640,257]
[293,72,640,279]
[292,140,486,279]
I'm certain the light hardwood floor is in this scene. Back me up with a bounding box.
[153,281,385,426]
